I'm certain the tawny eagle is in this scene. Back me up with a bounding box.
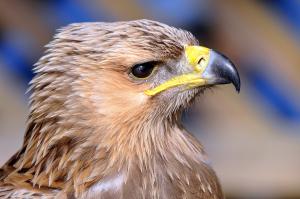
[0,19,240,199]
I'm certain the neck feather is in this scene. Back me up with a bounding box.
[5,110,207,196]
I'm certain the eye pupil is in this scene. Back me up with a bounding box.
[131,62,155,78]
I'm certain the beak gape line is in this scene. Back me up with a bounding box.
[144,46,240,96]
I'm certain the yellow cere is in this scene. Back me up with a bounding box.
[185,46,210,73]
[144,45,211,96]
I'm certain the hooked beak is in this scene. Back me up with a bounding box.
[202,50,240,92]
[144,45,240,96]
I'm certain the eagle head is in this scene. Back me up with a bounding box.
[33,19,239,127]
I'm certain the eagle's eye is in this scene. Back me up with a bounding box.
[131,62,156,79]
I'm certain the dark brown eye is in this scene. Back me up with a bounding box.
[131,62,155,78]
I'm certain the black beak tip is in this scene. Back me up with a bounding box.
[234,79,241,93]
[219,54,241,93]
[219,69,241,93]
[231,71,241,93]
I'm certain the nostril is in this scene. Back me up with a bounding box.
[198,57,206,68]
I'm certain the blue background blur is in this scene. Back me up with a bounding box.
[0,0,299,198]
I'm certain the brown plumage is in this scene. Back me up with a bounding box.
[0,19,240,199]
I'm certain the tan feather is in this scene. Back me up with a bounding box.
[1,19,223,198]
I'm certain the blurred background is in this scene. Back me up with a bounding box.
[0,0,299,198]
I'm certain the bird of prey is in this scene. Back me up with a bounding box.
[0,19,240,199]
